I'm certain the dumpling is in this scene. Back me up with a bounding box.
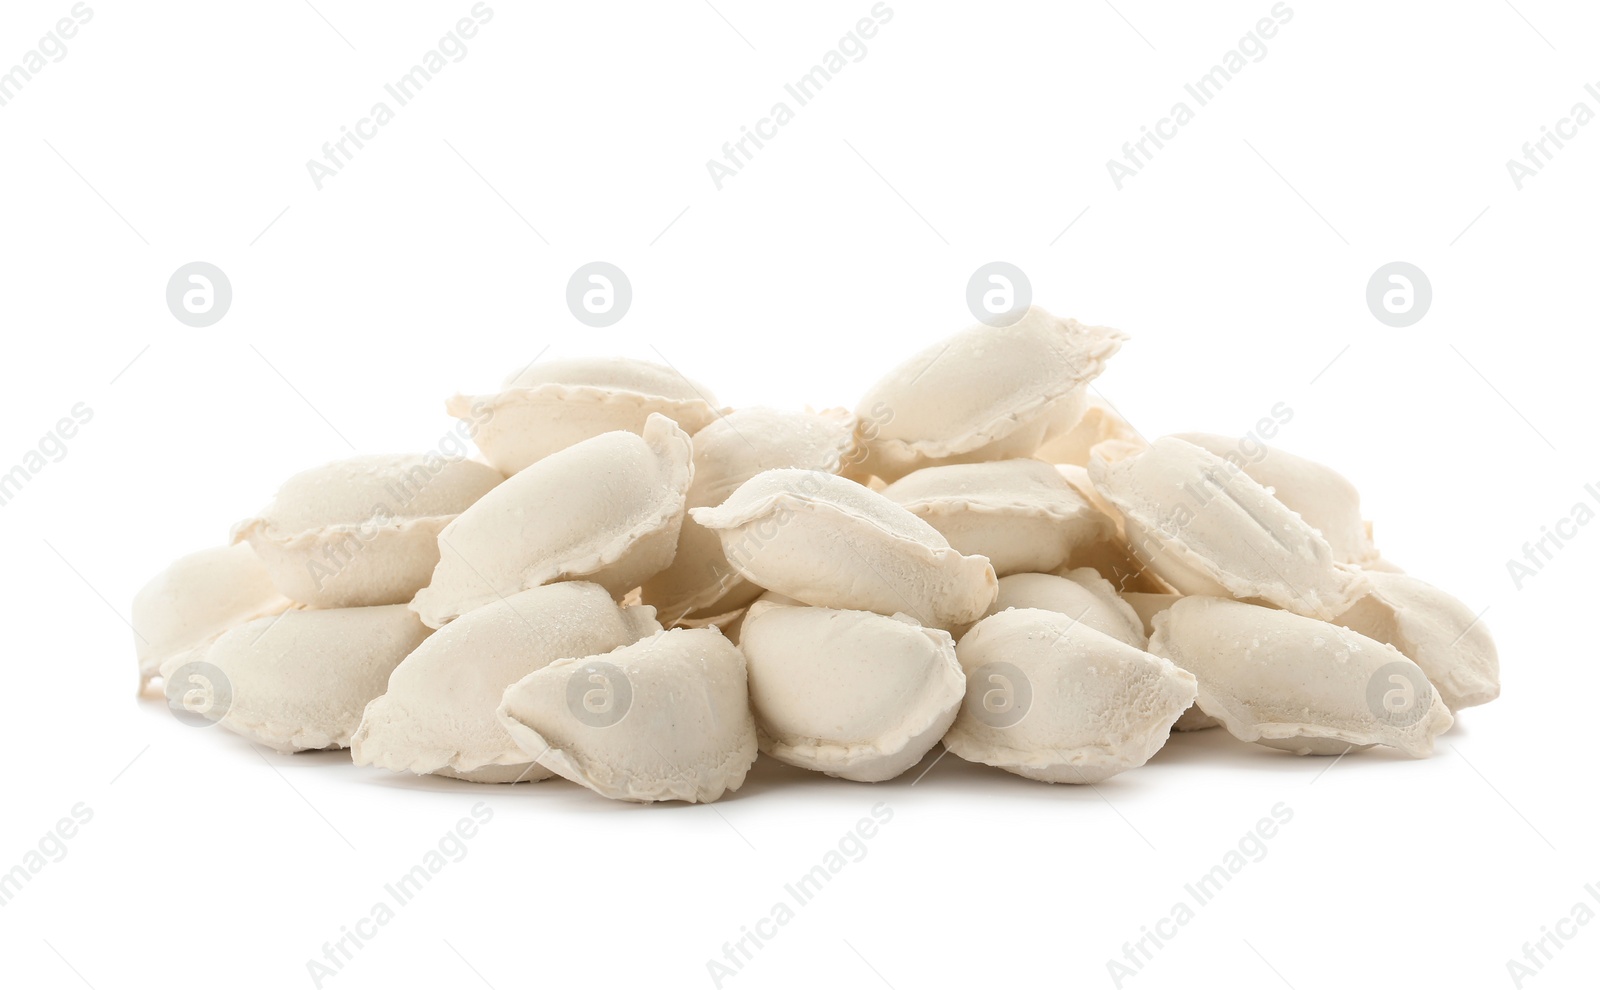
[163,604,430,754]
[131,543,293,692]
[232,454,502,607]
[943,608,1196,783]
[410,415,692,627]
[739,599,963,781]
[447,356,720,475]
[496,627,757,803]
[853,307,1125,481]
[641,407,856,624]
[690,469,997,629]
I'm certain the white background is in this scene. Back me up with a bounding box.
[1,1,1595,988]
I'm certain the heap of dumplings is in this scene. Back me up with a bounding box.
[133,308,1499,803]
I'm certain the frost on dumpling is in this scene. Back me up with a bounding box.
[496,627,757,803]
[739,600,964,781]
[1150,597,1453,758]
[352,582,661,782]
[690,468,997,630]
[447,356,720,475]
[943,608,1196,784]
[132,543,294,693]
[232,453,502,608]
[1172,432,1377,566]
[853,307,1126,481]
[410,414,692,628]
[1089,437,1369,620]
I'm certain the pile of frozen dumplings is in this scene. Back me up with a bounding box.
[133,308,1499,803]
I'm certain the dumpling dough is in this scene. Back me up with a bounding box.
[1334,571,1499,710]
[352,582,661,783]
[943,608,1196,783]
[1172,432,1378,565]
[1089,437,1369,620]
[162,604,430,754]
[880,459,1114,576]
[854,307,1126,481]
[690,468,997,629]
[132,543,294,692]
[410,414,692,628]
[641,407,857,623]
[232,453,502,608]
[1149,597,1453,757]
[496,628,757,803]
[739,600,964,781]
[448,356,720,475]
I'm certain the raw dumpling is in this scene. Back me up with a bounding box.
[410,414,692,628]
[880,459,1114,576]
[448,356,720,475]
[1149,597,1453,757]
[132,543,294,692]
[232,454,502,608]
[352,582,661,782]
[1334,571,1499,710]
[854,307,1126,481]
[496,627,757,803]
[1172,432,1378,565]
[943,608,1196,783]
[739,600,964,781]
[690,468,997,629]
[641,407,857,624]
[972,570,1146,648]
[1089,437,1369,620]
[162,604,430,753]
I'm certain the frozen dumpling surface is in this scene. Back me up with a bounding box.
[410,414,692,627]
[854,307,1126,481]
[496,628,757,803]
